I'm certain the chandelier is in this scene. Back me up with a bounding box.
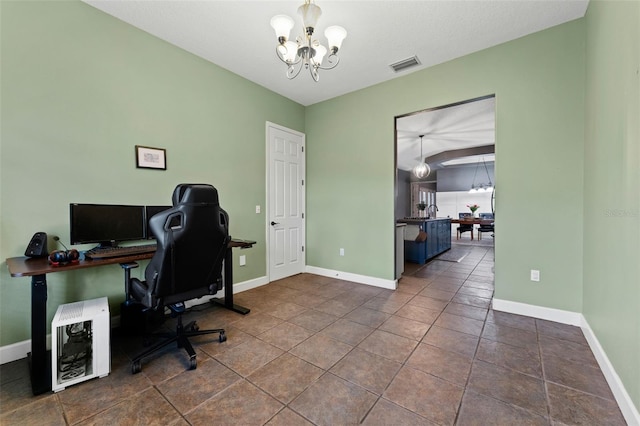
[469,156,494,192]
[413,135,431,179]
[270,0,347,81]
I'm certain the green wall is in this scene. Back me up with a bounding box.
[306,19,586,312]
[304,1,640,412]
[583,0,640,408]
[0,0,304,345]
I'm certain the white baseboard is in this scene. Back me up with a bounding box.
[492,298,582,325]
[227,275,269,293]
[0,275,268,366]
[581,317,640,426]
[305,266,397,290]
[0,340,32,365]
[493,298,640,426]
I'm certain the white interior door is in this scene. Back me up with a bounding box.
[267,122,305,282]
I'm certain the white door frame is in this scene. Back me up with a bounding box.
[266,121,306,282]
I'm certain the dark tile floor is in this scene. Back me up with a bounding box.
[0,242,627,425]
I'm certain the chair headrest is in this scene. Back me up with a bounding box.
[172,184,219,205]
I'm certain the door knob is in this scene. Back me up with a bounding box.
[270,221,279,226]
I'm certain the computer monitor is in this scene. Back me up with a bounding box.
[70,204,146,247]
[144,205,172,239]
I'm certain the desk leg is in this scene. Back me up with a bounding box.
[29,274,51,395]
[211,248,250,315]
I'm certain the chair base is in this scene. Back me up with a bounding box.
[131,314,226,374]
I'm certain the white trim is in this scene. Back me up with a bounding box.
[0,340,32,365]
[581,317,640,426]
[492,298,582,325]
[226,275,269,294]
[305,266,397,290]
[493,298,640,426]
[0,276,268,366]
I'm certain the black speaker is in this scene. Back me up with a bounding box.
[25,232,48,258]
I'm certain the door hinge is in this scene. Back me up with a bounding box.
[302,245,304,252]
[301,179,304,186]
[302,212,304,219]
[301,146,304,152]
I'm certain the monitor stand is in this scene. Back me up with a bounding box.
[88,241,119,253]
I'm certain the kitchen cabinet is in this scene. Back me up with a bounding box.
[399,218,451,264]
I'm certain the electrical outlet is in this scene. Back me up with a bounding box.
[339,248,345,256]
[239,255,246,266]
[530,269,540,282]
[255,205,261,214]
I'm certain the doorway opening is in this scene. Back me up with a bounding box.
[394,95,496,280]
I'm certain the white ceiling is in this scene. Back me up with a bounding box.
[396,96,495,172]
[82,0,589,106]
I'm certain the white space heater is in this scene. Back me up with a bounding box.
[51,297,111,392]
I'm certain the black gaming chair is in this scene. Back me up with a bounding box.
[128,184,230,374]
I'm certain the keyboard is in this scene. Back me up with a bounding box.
[85,244,157,260]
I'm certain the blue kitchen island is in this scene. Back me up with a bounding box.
[398,218,452,264]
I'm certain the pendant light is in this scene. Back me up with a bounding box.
[413,135,431,179]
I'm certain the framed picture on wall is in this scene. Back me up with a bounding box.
[135,145,166,170]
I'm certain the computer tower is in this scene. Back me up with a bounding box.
[51,297,110,392]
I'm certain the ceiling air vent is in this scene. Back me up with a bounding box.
[390,56,421,73]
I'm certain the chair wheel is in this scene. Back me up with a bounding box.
[189,356,197,370]
[132,361,142,374]
[190,323,199,332]
[219,332,227,343]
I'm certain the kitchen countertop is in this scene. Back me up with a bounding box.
[397,217,451,223]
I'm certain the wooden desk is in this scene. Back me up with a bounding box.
[213,239,255,315]
[450,218,494,225]
[451,219,494,240]
[6,238,254,395]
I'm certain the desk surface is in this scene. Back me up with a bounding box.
[7,238,256,277]
[450,218,494,225]
[6,253,154,277]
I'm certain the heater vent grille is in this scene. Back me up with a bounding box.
[390,56,421,72]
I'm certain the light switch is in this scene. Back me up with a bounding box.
[255,205,261,214]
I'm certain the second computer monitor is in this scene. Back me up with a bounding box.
[145,205,172,239]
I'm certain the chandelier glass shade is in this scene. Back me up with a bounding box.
[412,135,431,179]
[270,0,347,81]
